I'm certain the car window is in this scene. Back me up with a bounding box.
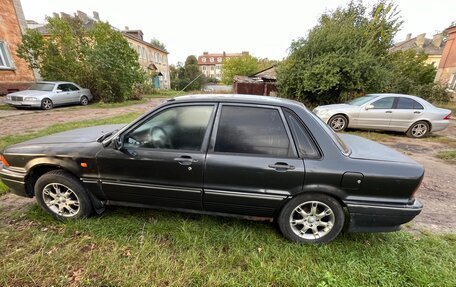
[66,84,80,91]
[371,97,395,109]
[284,110,320,159]
[124,105,214,151]
[57,84,70,92]
[214,106,292,157]
[396,97,424,110]
[346,95,378,106]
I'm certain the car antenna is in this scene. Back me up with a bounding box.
[174,73,204,98]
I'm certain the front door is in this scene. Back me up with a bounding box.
[356,97,396,130]
[203,104,305,217]
[97,104,216,210]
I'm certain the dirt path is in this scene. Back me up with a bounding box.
[0,98,164,137]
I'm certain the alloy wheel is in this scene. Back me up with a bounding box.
[411,123,427,138]
[42,99,53,110]
[330,116,346,131]
[81,97,88,105]
[289,201,335,240]
[42,183,80,217]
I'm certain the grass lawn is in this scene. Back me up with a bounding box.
[436,150,456,163]
[0,205,455,286]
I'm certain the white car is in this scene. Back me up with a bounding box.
[313,94,451,138]
[5,81,93,110]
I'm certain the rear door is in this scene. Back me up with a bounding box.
[389,97,424,131]
[203,104,305,217]
[66,83,82,103]
[356,97,396,130]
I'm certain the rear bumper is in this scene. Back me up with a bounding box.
[0,166,29,197]
[431,120,450,132]
[345,199,422,233]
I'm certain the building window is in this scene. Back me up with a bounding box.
[202,57,206,63]
[155,52,159,63]
[0,41,14,69]
[217,57,222,63]
[449,73,456,90]
[210,57,214,63]
[211,66,214,70]
[202,66,206,71]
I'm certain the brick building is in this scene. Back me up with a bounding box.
[0,0,35,95]
[198,51,249,80]
[435,24,456,91]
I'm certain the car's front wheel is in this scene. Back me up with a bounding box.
[35,170,93,220]
[406,121,430,138]
[80,96,89,106]
[277,193,345,243]
[328,115,348,132]
[41,98,53,110]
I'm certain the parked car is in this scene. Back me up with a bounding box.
[0,95,424,243]
[313,94,452,138]
[5,81,93,110]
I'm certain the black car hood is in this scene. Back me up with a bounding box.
[16,124,125,145]
[339,134,419,165]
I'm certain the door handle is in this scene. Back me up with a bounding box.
[268,162,295,172]
[414,111,421,114]
[174,156,198,166]
[385,111,392,113]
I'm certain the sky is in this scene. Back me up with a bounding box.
[21,0,456,65]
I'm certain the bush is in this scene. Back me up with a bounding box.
[410,83,451,103]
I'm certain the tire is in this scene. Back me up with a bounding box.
[80,96,89,106]
[406,121,430,138]
[277,193,345,244]
[35,170,93,220]
[41,98,53,110]
[328,115,348,132]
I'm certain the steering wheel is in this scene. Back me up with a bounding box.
[148,126,171,148]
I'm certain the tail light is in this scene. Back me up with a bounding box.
[443,113,452,120]
[0,155,10,168]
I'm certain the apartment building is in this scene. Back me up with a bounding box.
[198,51,249,80]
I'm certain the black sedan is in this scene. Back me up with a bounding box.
[0,95,423,243]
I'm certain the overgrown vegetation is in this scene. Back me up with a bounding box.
[277,0,450,105]
[0,205,455,286]
[17,16,145,102]
[221,55,277,84]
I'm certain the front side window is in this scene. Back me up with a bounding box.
[214,106,292,157]
[396,97,424,110]
[124,105,214,151]
[372,97,395,109]
[0,41,14,69]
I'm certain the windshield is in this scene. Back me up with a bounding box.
[346,95,377,106]
[29,83,55,92]
[308,111,351,155]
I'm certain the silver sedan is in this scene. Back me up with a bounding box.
[5,81,93,110]
[313,94,452,138]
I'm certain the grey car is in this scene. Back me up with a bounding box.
[313,94,452,138]
[5,81,93,110]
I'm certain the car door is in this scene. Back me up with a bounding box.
[66,83,82,103]
[356,97,396,130]
[54,84,73,105]
[96,103,216,210]
[203,104,305,217]
[389,97,425,131]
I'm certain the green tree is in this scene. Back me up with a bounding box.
[221,55,260,84]
[150,38,166,51]
[17,16,145,102]
[169,56,205,91]
[277,1,402,105]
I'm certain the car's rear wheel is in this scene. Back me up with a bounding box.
[278,193,345,243]
[406,121,429,138]
[80,96,89,106]
[41,98,53,110]
[328,115,348,132]
[35,170,93,220]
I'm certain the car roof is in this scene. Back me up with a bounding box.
[171,94,306,108]
[36,81,74,85]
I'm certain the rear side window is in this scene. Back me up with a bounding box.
[214,106,292,157]
[372,97,395,109]
[284,110,320,159]
[396,97,424,110]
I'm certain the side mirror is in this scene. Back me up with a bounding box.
[365,104,374,110]
[56,89,63,93]
[113,136,123,150]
